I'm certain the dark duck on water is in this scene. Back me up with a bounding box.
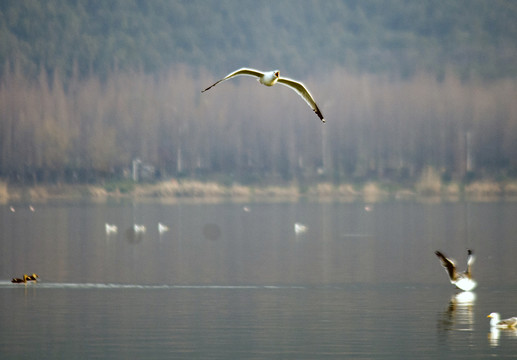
[11,273,39,283]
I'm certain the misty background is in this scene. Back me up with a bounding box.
[1,0,516,187]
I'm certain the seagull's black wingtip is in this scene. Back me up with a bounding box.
[314,109,325,123]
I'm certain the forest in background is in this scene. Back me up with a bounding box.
[2,64,516,186]
[2,0,516,81]
[1,1,517,187]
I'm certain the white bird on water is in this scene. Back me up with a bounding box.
[105,223,118,234]
[201,68,325,123]
[488,313,517,328]
[435,249,477,291]
[158,222,169,234]
[134,224,146,233]
[294,223,308,234]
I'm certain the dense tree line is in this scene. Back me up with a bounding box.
[1,0,516,81]
[1,63,516,185]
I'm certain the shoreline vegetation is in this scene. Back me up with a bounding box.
[2,176,517,205]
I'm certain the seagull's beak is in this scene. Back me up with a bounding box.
[275,71,279,78]
[487,315,492,318]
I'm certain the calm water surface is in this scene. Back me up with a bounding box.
[1,200,517,359]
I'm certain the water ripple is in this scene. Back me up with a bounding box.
[0,281,306,290]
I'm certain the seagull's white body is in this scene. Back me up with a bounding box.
[202,68,325,123]
[488,313,517,328]
[453,277,477,292]
[435,249,477,291]
[105,223,118,234]
[158,222,169,234]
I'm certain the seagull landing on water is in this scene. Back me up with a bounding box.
[488,313,517,328]
[201,68,325,123]
[435,249,477,291]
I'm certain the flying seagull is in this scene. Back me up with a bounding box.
[435,249,477,291]
[201,68,325,123]
[488,313,517,328]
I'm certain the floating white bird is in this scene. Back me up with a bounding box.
[202,68,325,123]
[488,313,517,328]
[294,222,308,234]
[158,222,169,234]
[105,223,118,234]
[435,249,477,291]
[133,224,146,233]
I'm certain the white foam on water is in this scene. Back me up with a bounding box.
[0,281,305,290]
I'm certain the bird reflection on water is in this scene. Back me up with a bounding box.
[488,326,517,347]
[438,291,476,334]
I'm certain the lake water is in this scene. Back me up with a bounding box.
[1,200,517,359]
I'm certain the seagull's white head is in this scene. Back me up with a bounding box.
[488,313,501,326]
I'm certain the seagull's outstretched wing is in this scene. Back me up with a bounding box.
[466,249,475,277]
[435,251,457,281]
[202,68,265,93]
[277,77,325,123]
